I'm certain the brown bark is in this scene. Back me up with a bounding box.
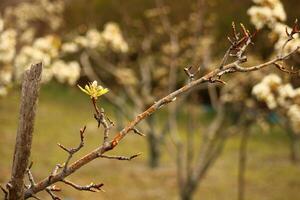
[8,63,42,200]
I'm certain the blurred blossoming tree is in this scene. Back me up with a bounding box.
[0,0,128,96]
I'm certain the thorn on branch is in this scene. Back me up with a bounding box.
[61,180,104,192]
[130,127,146,137]
[99,152,142,161]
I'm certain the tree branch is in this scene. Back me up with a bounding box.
[99,153,142,161]
[61,180,104,192]
[57,126,86,172]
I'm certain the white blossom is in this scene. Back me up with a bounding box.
[41,68,54,83]
[14,35,61,81]
[33,35,60,57]
[248,0,286,29]
[61,42,79,53]
[74,36,88,47]
[72,23,128,53]
[0,86,8,97]
[252,74,300,129]
[277,84,295,107]
[0,70,12,85]
[248,6,274,29]
[51,60,81,85]
[0,29,17,63]
[252,74,282,109]
[252,83,277,109]
[271,0,286,21]
[86,29,104,49]
[261,73,282,87]
[102,22,129,53]
[248,0,300,54]
[294,88,300,98]
[0,0,130,91]
[20,28,36,43]
[4,0,64,31]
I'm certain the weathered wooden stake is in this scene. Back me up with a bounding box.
[8,63,42,200]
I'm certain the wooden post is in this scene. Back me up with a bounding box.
[8,63,42,200]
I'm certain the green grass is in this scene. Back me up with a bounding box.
[1,83,300,200]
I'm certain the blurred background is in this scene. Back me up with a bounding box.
[0,0,300,199]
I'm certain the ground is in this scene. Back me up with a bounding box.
[0,83,300,200]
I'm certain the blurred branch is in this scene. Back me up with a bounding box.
[238,126,250,200]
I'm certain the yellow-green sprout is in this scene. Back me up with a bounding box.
[78,81,109,99]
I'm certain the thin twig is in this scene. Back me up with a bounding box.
[92,98,113,146]
[57,126,86,172]
[99,153,142,161]
[26,161,35,189]
[61,180,104,192]
[46,187,61,200]
[48,164,63,183]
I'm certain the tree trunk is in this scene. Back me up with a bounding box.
[8,63,42,200]
[287,129,299,163]
[180,192,192,200]
[180,185,195,200]
[238,128,249,200]
[147,133,161,168]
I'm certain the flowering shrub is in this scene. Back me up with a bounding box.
[248,0,300,53]
[252,74,300,134]
[248,0,286,29]
[0,0,128,97]
[247,0,300,134]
